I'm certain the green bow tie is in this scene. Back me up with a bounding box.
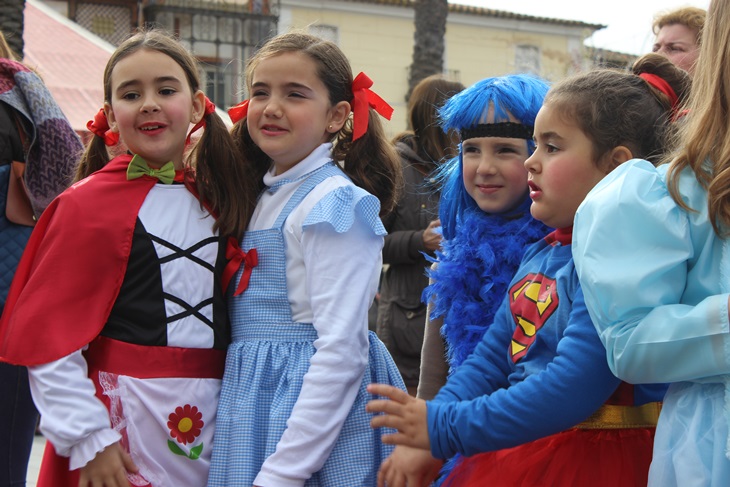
[126,155,175,184]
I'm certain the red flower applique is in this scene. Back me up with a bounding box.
[167,404,204,445]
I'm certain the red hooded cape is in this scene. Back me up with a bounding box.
[0,154,159,365]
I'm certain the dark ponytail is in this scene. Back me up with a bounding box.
[545,52,690,166]
[192,110,258,237]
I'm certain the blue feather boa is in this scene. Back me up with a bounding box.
[423,197,549,371]
[423,197,548,484]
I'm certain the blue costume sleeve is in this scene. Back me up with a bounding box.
[573,159,730,385]
[302,184,386,236]
[426,283,620,459]
[429,297,515,405]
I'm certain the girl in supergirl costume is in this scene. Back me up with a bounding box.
[574,0,730,484]
[368,53,690,487]
[0,29,256,487]
[206,32,405,487]
[380,74,552,487]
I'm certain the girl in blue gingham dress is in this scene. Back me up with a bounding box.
[207,31,406,487]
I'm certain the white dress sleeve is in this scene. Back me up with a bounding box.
[573,159,730,385]
[28,349,122,470]
[254,188,382,487]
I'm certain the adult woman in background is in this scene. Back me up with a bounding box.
[376,74,464,394]
[652,6,706,75]
[0,31,82,486]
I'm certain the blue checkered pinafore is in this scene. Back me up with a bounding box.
[208,162,404,486]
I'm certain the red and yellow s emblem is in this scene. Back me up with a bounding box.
[509,273,559,363]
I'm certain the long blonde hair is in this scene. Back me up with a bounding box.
[0,31,18,60]
[667,0,730,236]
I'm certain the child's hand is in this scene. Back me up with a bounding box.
[78,441,138,487]
[378,445,443,487]
[422,219,442,252]
[367,384,430,450]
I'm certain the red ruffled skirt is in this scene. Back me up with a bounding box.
[442,427,655,487]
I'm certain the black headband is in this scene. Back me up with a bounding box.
[460,122,533,141]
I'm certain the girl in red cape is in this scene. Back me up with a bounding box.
[0,28,255,487]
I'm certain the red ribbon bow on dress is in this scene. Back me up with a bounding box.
[221,237,258,296]
[86,108,120,146]
[228,100,249,124]
[350,72,393,141]
[185,97,217,145]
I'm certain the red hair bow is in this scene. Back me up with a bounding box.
[228,100,249,124]
[86,108,119,146]
[186,97,217,145]
[351,72,394,141]
[221,237,258,296]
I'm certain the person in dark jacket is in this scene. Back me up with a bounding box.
[0,31,82,486]
[376,75,464,394]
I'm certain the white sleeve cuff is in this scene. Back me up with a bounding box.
[68,428,122,470]
[253,468,305,487]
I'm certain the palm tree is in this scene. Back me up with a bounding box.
[0,0,25,58]
[408,0,447,98]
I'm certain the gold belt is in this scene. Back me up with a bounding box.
[575,402,662,430]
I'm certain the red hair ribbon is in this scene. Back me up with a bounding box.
[228,100,249,124]
[351,72,394,141]
[221,237,258,296]
[639,73,679,110]
[186,97,217,145]
[86,108,119,146]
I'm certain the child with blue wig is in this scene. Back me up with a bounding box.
[375,74,551,486]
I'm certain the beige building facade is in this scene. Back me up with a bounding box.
[35,0,607,134]
[276,0,603,133]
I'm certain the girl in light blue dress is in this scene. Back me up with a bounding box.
[573,1,730,485]
[207,31,405,487]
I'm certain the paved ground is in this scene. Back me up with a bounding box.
[27,434,44,486]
